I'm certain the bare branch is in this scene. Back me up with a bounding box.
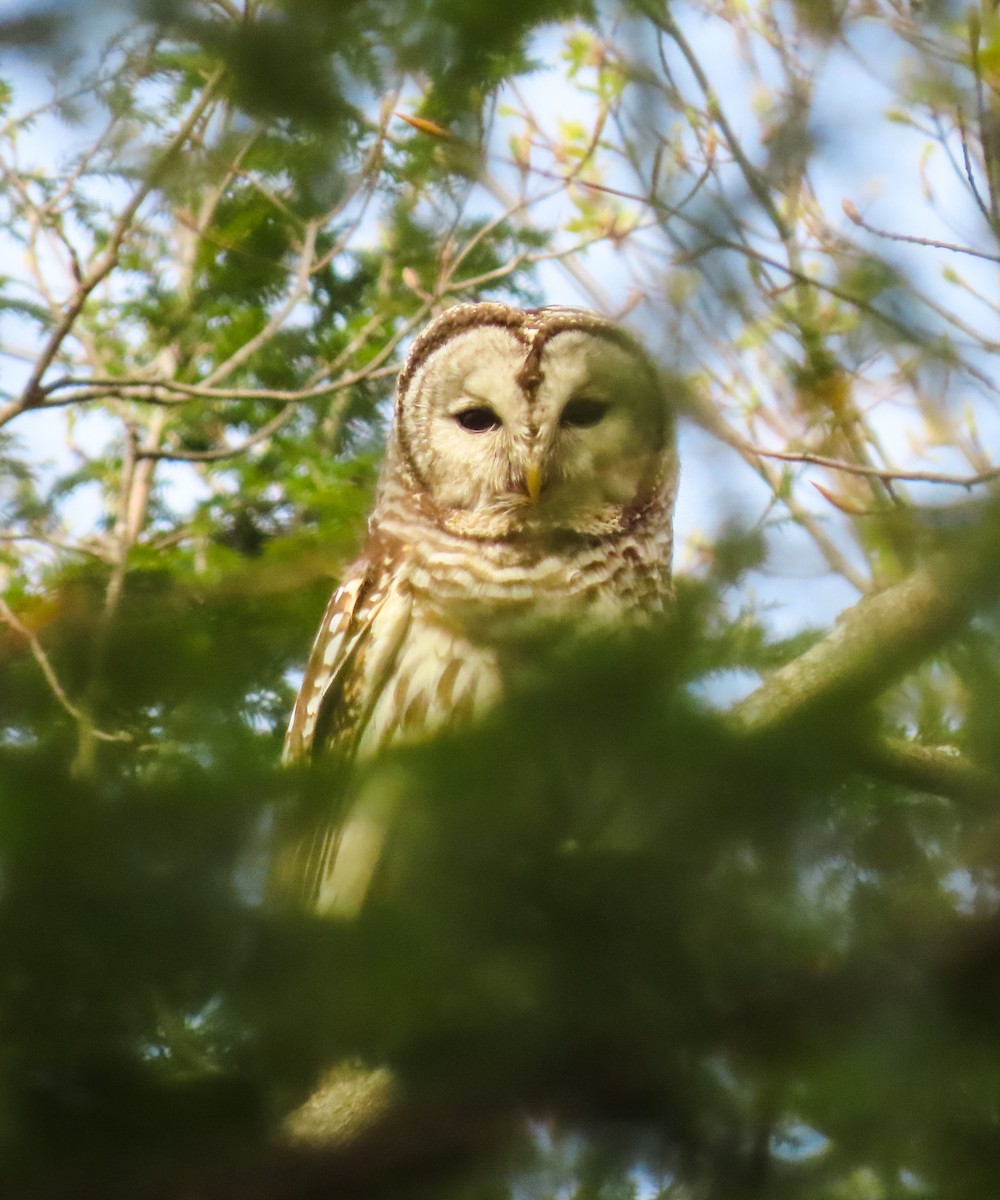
[956,107,994,225]
[38,363,400,406]
[0,532,110,561]
[637,0,791,242]
[744,444,1000,489]
[842,199,1000,264]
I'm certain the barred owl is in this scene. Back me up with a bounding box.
[278,302,677,916]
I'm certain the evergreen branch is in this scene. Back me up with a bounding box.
[201,219,320,389]
[31,1077,512,1200]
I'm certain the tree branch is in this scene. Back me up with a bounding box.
[860,737,1000,805]
[731,515,1000,734]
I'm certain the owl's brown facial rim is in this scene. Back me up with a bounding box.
[396,301,655,394]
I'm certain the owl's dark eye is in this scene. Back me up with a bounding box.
[560,398,609,428]
[455,406,502,433]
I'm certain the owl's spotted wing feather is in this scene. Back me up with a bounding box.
[283,556,412,764]
[276,554,416,912]
[278,552,502,913]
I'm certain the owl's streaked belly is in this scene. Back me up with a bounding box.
[358,601,501,759]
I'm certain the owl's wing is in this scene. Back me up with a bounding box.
[283,556,412,765]
[275,554,415,912]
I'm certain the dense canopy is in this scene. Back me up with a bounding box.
[2,1,1000,1197]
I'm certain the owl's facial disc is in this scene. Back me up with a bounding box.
[399,324,665,538]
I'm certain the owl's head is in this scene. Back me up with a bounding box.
[383,303,675,541]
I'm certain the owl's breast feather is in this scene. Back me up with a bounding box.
[359,596,501,756]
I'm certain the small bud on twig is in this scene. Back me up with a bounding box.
[841,198,862,224]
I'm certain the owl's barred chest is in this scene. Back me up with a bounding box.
[376,503,671,610]
[358,532,669,758]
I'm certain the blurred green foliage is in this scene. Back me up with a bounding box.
[2,571,1000,1199]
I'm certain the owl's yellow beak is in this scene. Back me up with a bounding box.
[524,464,543,504]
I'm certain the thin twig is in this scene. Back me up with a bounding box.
[745,444,1000,489]
[842,201,1000,264]
[515,160,1000,395]
[137,401,299,462]
[0,532,110,560]
[0,594,130,742]
[640,0,790,241]
[969,13,1000,222]
[955,107,993,226]
[39,363,400,405]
